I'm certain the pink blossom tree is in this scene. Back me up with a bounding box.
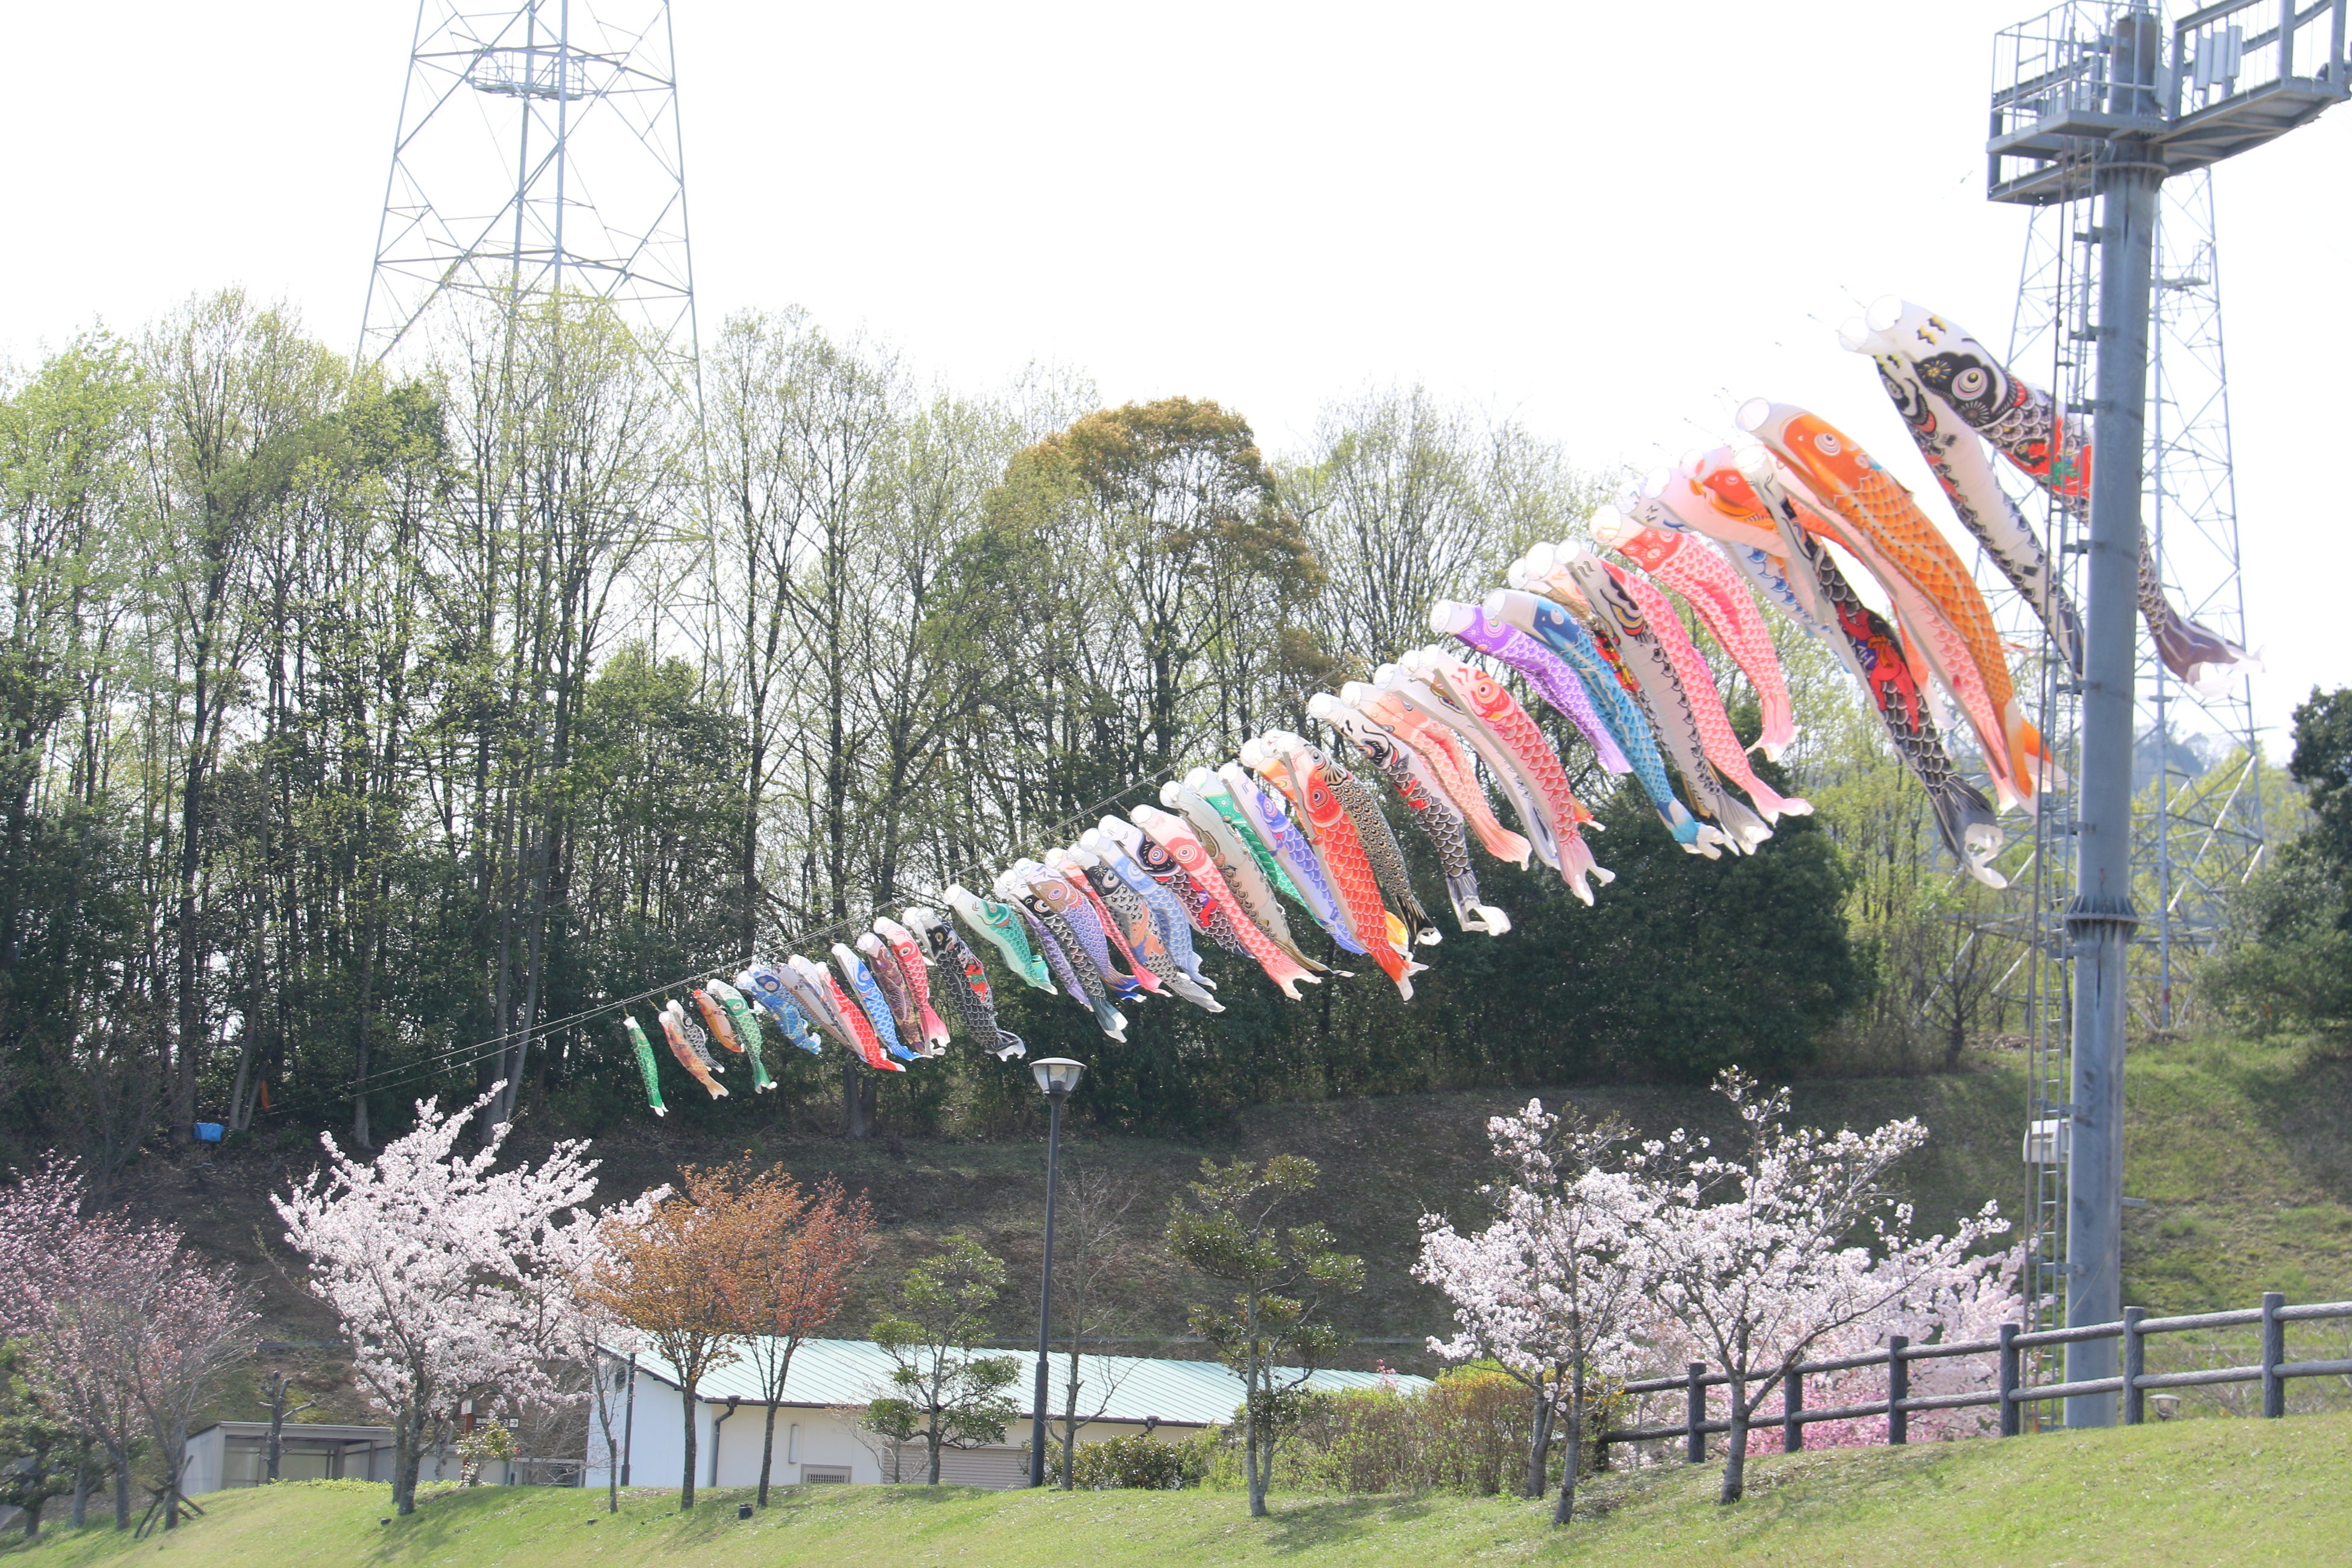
[122,1247,254,1530]
[5,1157,252,1532]
[1791,1247,2025,1447]
[1643,1071,2008,1504]
[0,1157,84,1336]
[273,1087,599,1515]
[1415,1101,1669,1525]
[33,1218,188,1530]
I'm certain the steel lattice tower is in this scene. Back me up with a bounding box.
[2135,171,2266,1028]
[1982,0,2345,1426]
[358,0,700,396]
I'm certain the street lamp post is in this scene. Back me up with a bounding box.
[1027,1058,1085,1487]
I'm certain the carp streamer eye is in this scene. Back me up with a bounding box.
[1813,431,1842,456]
[1954,367,1988,399]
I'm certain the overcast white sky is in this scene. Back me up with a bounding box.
[4,1,2342,743]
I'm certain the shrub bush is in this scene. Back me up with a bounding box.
[1070,1432,1203,1490]
[1183,1367,1631,1499]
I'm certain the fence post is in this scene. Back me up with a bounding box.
[2261,1291,2286,1419]
[1886,1335,1909,1446]
[1998,1323,2020,1438]
[1684,1364,1707,1464]
[2122,1307,2146,1424]
[1783,1364,1804,1453]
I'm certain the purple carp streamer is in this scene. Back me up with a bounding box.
[1433,600,1631,774]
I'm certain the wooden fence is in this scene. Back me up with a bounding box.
[1596,1291,2352,1463]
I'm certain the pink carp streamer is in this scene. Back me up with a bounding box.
[1348,684,1533,868]
[1412,648,1613,906]
[1131,805,1320,999]
[1600,563,1809,824]
[1588,513,1797,762]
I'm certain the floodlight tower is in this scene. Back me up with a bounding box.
[358,0,701,397]
[1987,0,2346,1427]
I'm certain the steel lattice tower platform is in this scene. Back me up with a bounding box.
[359,0,701,397]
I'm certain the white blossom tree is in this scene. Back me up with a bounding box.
[273,1087,599,1515]
[533,1189,658,1513]
[1415,1101,1669,1524]
[1643,1071,2008,1503]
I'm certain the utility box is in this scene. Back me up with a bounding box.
[2023,1118,2070,1165]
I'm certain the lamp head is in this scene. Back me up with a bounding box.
[1030,1057,1086,1097]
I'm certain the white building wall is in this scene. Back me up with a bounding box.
[586,1370,1191,1492]
[587,1377,893,1490]
[182,1427,224,1496]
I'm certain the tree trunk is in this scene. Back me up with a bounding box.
[352,918,379,1148]
[679,1384,699,1508]
[393,1404,424,1515]
[601,1390,619,1514]
[159,1423,185,1530]
[1719,1384,1748,1505]
[1553,1365,1585,1525]
[71,1446,90,1528]
[1523,1380,1553,1500]
[1245,1385,1267,1517]
[926,1421,943,1485]
[110,1443,130,1529]
[1058,1347,1081,1489]
[842,1057,868,1139]
[757,1399,779,1506]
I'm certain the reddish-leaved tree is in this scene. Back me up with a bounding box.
[724,1173,873,1506]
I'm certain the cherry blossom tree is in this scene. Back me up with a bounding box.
[1643,1071,2007,1504]
[122,1246,254,1530]
[0,1157,84,1336]
[273,1087,599,1516]
[1415,1101,1669,1524]
[5,1158,250,1532]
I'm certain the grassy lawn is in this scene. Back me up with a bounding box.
[7,1411,2348,1567]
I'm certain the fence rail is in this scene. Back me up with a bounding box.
[1596,1292,2352,1464]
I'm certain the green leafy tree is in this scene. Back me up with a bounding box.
[1164,1155,1363,1517]
[2208,686,2352,1036]
[0,1342,75,1539]
[865,1237,1021,1484]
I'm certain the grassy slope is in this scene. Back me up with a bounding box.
[8,1411,2350,1567]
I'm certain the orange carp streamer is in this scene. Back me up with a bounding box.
[1740,401,2055,806]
